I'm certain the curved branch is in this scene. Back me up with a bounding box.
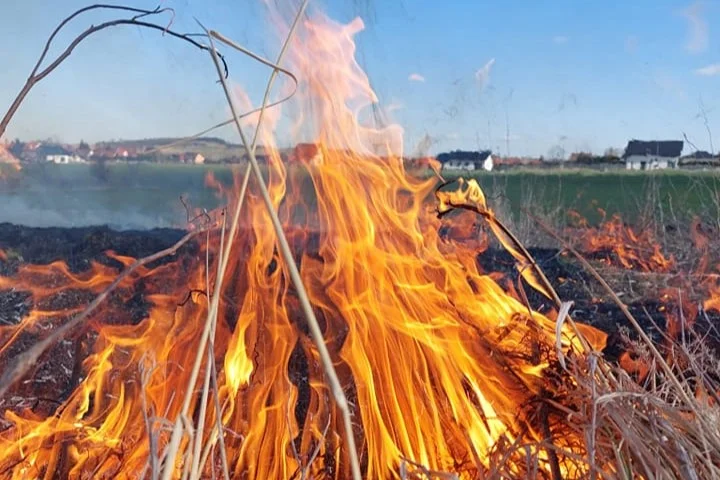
[30,5,170,78]
[0,4,228,139]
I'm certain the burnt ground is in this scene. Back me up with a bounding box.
[0,222,718,416]
[0,223,200,419]
[0,222,192,276]
[478,247,720,360]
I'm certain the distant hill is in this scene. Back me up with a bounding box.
[92,137,264,163]
[96,137,234,148]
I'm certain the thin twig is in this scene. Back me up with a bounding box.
[302,417,331,479]
[0,4,228,138]
[399,457,459,480]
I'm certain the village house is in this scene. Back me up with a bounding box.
[436,150,494,172]
[43,145,87,165]
[38,144,88,164]
[623,140,683,170]
[680,150,720,168]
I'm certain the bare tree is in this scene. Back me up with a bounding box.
[0,4,228,140]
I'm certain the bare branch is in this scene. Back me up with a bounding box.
[0,4,228,139]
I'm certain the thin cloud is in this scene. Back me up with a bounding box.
[681,1,709,54]
[475,58,496,92]
[695,63,720,76]
[408,73,425,82]
[553,35,569,45]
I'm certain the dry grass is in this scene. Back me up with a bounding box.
[4,3,720,480]
[425,186,720,479]
[510,215,720,480]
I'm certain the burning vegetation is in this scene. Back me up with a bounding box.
[1,2,720,479]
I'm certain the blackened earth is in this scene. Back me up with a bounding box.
[0,222,718,421]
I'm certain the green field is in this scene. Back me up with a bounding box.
[2,163,719,229]
[457,169,720,226]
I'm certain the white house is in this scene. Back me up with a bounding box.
[437,150,494,172]
[47,154,87,164]
[43,145,87,164]
[623,140,683,170]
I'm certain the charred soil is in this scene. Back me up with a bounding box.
[0,222,717,426]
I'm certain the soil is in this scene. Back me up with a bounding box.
[0,222,192,275]
[0,222,718,419]
[0,223,199,420]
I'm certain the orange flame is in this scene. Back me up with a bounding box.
[567,210,674,273]
[0,6,606,478]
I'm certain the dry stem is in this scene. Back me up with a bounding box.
[202,13,363,480]
[526,210,699,411]
[159,2,323,478]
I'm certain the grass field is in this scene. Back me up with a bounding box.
[2,163,719,230]
[460,168,720,225]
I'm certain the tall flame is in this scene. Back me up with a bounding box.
[0,4,605,478]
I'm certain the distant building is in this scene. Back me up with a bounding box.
[41,145,87,164]
[623,140,683,170]
[680,150,720,168]
[194,153,206,165]
[436,150,493,172]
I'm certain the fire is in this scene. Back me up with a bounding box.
[0,4,606,479]
[705,281,720,313]
[567,209,674,273]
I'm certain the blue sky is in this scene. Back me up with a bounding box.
[1,0,719,157]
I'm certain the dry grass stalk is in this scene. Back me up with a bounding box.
[188,221,228,480]
[555,301,574,370]
[201,9,362,479]
[140,354,160,480]
[158,3,361,479]
[160,206,232,478]
[527,211,699,410]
